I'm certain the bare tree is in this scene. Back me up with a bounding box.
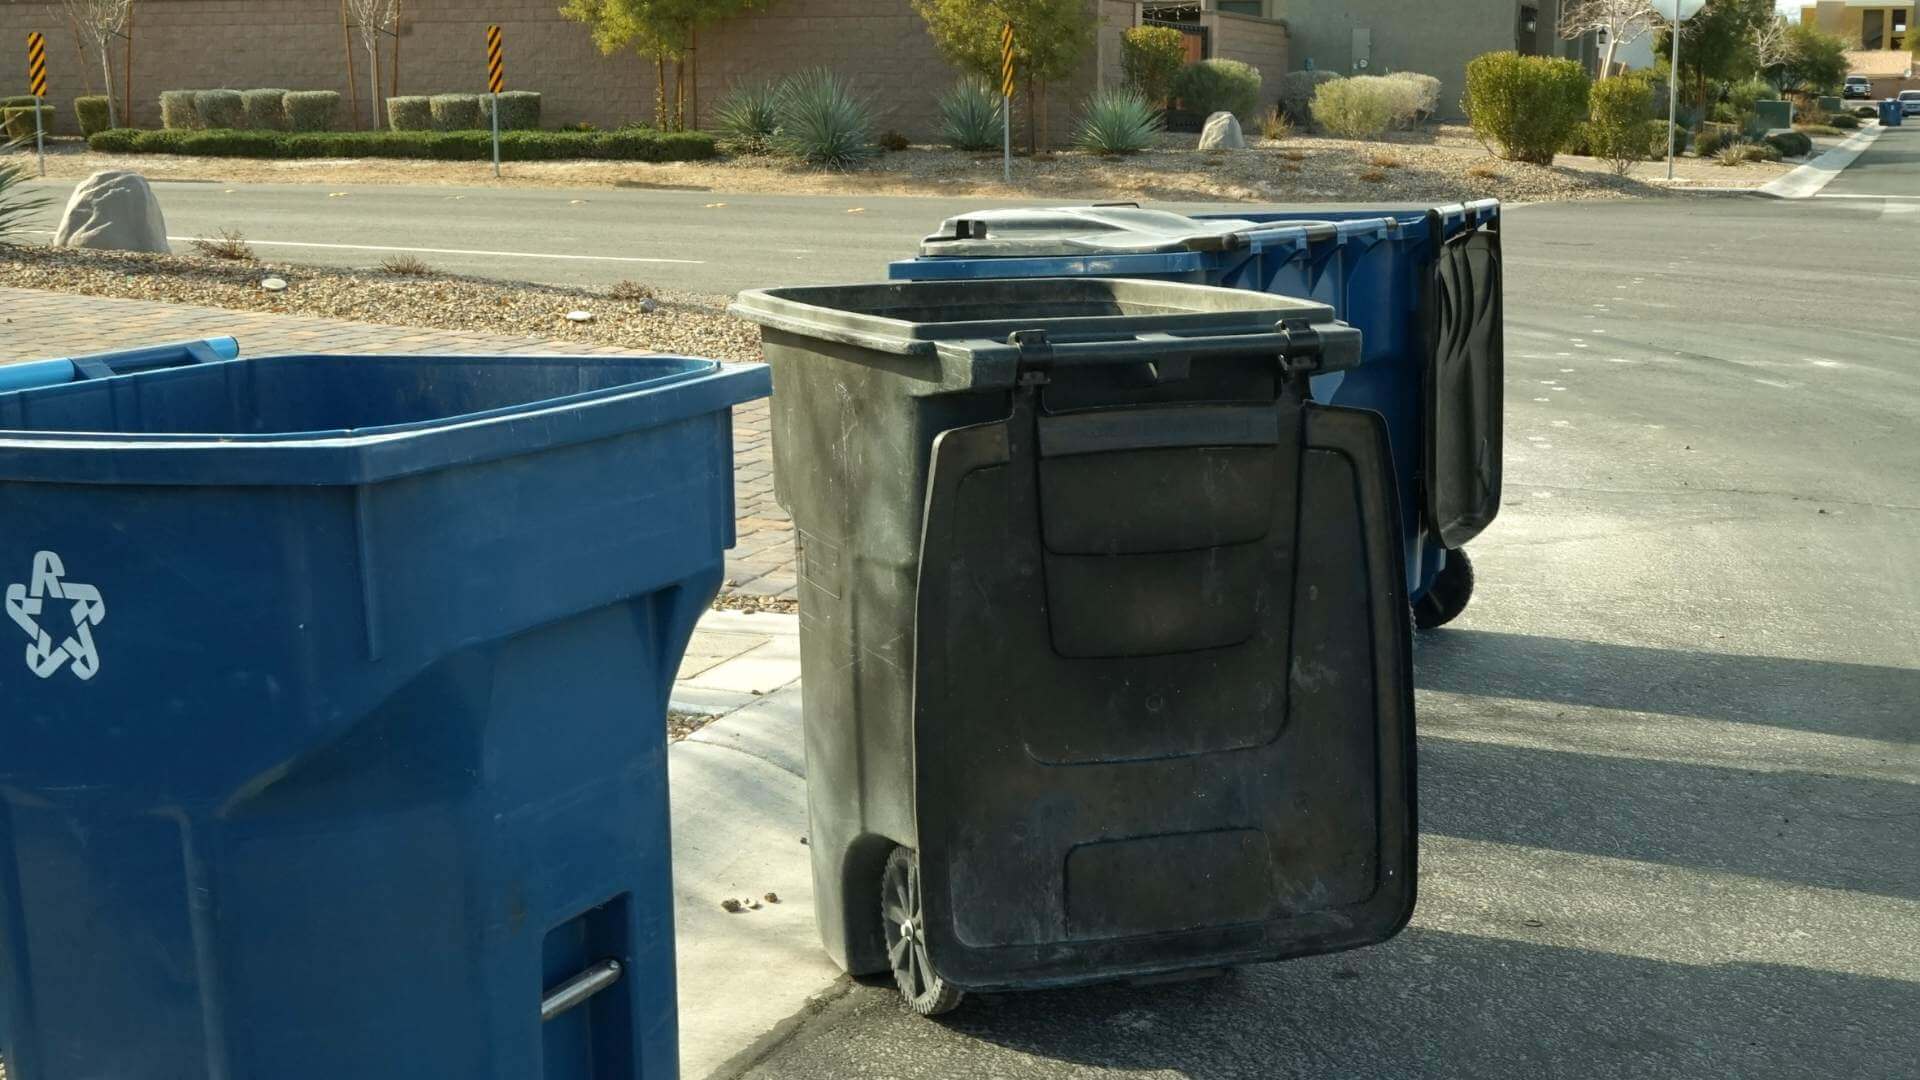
[1750,14,1792,73]
[1560,0,1658,77]
[347,0,398,127]
[62,0,132,126]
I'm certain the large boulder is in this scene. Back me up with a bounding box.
[1197,111,1247,151]
[52,171,169,253]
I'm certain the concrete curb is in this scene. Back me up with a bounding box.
[1761,127,1884,199]
[669,683,845,1080]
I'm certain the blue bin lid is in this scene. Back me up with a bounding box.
[918,206,1337,258]
[0,352,770,487]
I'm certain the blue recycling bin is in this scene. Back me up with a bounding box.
[0,346,769,1079]
[1879,98,1904,126]
[890,202,1503,628]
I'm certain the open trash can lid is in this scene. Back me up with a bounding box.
[918,206,1337,258]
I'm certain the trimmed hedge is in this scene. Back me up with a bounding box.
[1464,51,1589,165]
[1765,130,1813,158]
[1829,112,1860,129]
[195,90,245,130]
[387,95,433,131]
[75,95,113,136]
[1276,70,1339,124]
[1172,59,1263,125]
[429,93,482,132]
[159,90,199,130]
[486,90,542,131]
[1694,122,1738,157]
[243,89,289,131]
[1,105,54,141]
[87,127,720,162]
[284,91,339,133]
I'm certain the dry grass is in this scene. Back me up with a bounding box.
[610,279,657,302]
[378,253,434,276]
[1466,162,1500,180]
[189,228,254,261]
[1367,150,1404,169]
[1259,107,1294,142]
[1359,167,1390,183]
[1281,148,1307,162]
[1278,161,1302,173]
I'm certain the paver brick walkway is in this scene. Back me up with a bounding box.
[0,287,795,599]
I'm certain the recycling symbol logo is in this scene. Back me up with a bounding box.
[5,551,106,682]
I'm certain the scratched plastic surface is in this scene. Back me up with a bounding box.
[0,350,768,1079]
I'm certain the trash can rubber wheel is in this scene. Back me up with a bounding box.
[882,846,965,1016]
[1414,548,1475,630]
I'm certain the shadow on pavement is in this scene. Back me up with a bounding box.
[1415,629,1919,744]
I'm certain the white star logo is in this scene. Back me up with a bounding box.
[6,551,106,681]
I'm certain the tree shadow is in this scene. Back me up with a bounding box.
[1416,629,1919,744]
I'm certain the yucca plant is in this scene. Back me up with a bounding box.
[714,78,782,155]
[938,77,1003,151]
[1074,87,1161,156]
[773,68,877,169]
[0,137,52,246]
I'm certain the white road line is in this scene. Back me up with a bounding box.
[1760,127,1883,200]
[166,235,705,265]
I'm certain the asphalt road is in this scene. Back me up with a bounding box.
[720,135,1920,1078]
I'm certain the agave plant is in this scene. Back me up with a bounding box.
[938,77,1003,152]
[774,68,878,169]
[0,137,53,247]
[714,78,782,155]
[1074,87,1162,156]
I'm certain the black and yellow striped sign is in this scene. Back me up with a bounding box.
[1000,23,1015,99]
[26,31,47,98]
[486,25,504,94]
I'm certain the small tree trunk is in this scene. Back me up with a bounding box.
[370,39,383,127]
[655,56,668,128]
[1025,71,1037,155]
[1601,36,1618,78]
[674,58,686,131]
[100,45,119,127]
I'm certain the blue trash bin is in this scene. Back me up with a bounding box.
[0,349,769,1079]
[1879,99,1904,127]
[890,202,1503,628]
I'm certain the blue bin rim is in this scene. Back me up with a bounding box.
[0,352,770,488]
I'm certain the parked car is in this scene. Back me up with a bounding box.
[1844,76,1873,99]
[1902,90,1920,116]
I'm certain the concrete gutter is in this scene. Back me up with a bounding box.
[667,612,847,1079]
[1761,126,1884,199]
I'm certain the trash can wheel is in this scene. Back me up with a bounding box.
[1413,548,1475,630]
[882,846,965,1016]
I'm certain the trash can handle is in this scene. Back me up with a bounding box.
[997,322,1360,375]
[1182,222,1341,253]
[540,958,623,1022]
[0,338,240,395]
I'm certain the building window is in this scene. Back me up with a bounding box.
[1863,9,1884,49]
[1218,0,1264,14]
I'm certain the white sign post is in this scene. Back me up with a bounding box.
[1653,0,1708,181]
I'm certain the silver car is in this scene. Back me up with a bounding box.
[1901,90,1920,117]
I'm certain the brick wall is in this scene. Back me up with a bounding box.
[0,0,1155,142]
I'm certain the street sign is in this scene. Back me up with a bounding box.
[1651,0,1706,22]
[23,32,47,175]
[486,25,504,177]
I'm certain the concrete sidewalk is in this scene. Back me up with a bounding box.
[666,610,844,1080]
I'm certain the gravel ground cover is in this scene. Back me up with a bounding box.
[0,245,762,364]
[12,125,1800,203]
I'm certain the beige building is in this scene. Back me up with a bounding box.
[1803,1,1914,50]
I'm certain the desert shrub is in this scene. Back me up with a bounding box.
[284,91,339,132]
[87,127,717,162]
[74,95,113,136]
[714,79,782,153]
[241,89,288,131]
[1646,119,1688,158]
[1829,112,1859,129]
[1708,101,1740,125]
[485,91,542,131]
[159,90,199,130]
[1121,25,1187,105]
[379,253,433,275]
[773,68,876,169]
[1694,122,1738,157]
[1463,51,1589,165]
[1741,141,1782,162]
[1387,71,1442,122]
[1259,106,1292,141]
[1074,87,1161,155]
[387,95,432,132]
[1588,72,1656,175]
[1172,59,1262,125]
[1277,69,1339,125]
[1,105,54,141]
[1563,122,1593,156]
[1311,77,1396,139]
[0,135,53,245]
[878,129,911,152]
[429,94,483,132]
[1795,122,1842,136]
[194,90,245,129]
[190,228,254,260]
[1765,130,1812,157]
[937,77,1002,151]
[1728,77,1774,118]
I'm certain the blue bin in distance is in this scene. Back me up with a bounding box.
[1879,98,1904,126]
[891,202,1504,628]
[0,350,769,1079]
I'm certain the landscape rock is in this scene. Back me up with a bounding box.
[1198,111,1247,151]
[52,171,170,253]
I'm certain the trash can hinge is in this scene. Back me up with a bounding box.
[1275,318,1325,377]
[1008,329,1054,387]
